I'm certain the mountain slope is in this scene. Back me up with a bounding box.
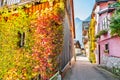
[85,15,91,21]
[75,17,83,47]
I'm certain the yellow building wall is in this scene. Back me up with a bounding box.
[89,17,96,63]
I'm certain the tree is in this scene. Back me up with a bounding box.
[110,2,120,36]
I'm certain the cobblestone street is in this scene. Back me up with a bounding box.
[63,56,120,80]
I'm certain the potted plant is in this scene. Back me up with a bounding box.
[109,2,120,37]
[95,34,100,38]
[99,30,108,35]
[104,49,109,53]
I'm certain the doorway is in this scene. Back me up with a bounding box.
[98,45,101,64]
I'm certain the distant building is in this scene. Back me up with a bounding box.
[61,0,76,76]
[82,21,90,57]
[74,40,81,48]
[74,40,81,55]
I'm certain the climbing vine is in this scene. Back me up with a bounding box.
[0,1,64,80]
[31,3,64,79]
[0,7,36,79]
[110,2,120,36]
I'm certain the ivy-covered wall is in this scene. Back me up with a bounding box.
[0,7,35,79]
[0,1,64,80]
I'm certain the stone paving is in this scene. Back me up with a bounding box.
[63,56,120,80]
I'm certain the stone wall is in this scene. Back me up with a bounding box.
[102,55,120,68]
[101,55,120,77]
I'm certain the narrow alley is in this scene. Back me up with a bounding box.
[63,56,119,80]
[1,0,120,80]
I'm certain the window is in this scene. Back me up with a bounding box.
[102,20,105,30]
[104,17,107,29]
[107,15,111,28]
[104,43,109,53]
[105,44,109,50]
[18,32,25,47]
[84,26,88,30]
[102,17,109,30]
[100,22,103,31]
[97,23,100,32]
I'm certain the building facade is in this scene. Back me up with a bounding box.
[82,21,90,57]
[61,0,76,75]
[94,0,120,69]
[74,40,81,56]
[0,0,75,79]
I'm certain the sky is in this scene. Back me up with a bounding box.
[73,0,95,47]
[74,0,95,20]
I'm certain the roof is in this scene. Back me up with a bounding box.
[0,0,45,7]
[96,0,117,4]
[96,0,108,3]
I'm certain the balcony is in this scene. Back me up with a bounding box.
[82,30,88,36]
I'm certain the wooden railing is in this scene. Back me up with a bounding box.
[0,0,50,15]
[24,1,49,14]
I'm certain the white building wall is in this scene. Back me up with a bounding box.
[95,5,100,35]
[75,48,81,54]
[94,5,100,64]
